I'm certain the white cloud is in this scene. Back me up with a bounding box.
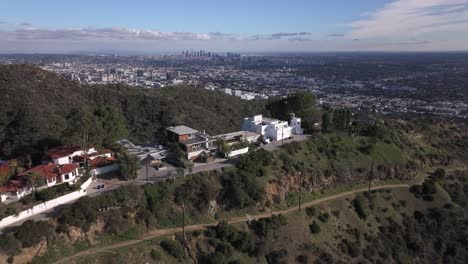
[1,27,224,41]
[349,0,468,39]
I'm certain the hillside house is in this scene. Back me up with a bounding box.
[242,115,292,141]
[45,145,98,165]
[167,125,218,160]
[0,179,31,203]
[20,163,81,187]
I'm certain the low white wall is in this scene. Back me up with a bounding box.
[91,164,119,176]
[80,176,93,189]
[0,176,94,229]
[227,147,249,158]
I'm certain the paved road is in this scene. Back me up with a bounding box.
[136,158,238,183]
[54,183,410,263]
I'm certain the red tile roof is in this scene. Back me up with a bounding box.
[90,157,117,169]
[20,163,79,181]
[0,179,28,193]
[47,145,94,159]
[59,163,79,175]
[20,164,57,180]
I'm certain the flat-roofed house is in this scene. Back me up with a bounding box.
[166,125,199,143]
[242,115,292,141]
[167,125,217,160]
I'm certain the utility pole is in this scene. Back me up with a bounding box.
[182,201,186,258]
[282,126,284,146]
[145,161,149,184]
[368,159,374,192]
[299,171,303,212]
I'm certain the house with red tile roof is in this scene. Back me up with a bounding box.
[19,163,81,188]
[0,178,31,203]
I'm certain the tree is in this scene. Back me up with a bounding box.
[176,167,185,178]
[95,106,128,147]
[64,105,128,149]
[27,172,45,200]
[217,138,231,157]
[322,111,332,132]
[64,106,103,148]
[119,153,141,180]
[166,144,187,167]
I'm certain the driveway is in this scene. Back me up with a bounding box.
[135,158,238,184]
[260,134,310,151]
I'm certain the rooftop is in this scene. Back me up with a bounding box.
[166,125,199,135]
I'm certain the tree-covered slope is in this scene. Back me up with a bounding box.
[0,64,265,157]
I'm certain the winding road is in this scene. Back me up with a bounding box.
[54,183,410,264]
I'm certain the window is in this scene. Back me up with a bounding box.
[64,174,69,180]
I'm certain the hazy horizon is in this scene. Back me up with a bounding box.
[2,0,468,53]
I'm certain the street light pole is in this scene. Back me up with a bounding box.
[299,171,303,212]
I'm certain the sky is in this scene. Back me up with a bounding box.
[1,0,468,53]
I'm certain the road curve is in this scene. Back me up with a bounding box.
[54,183,410,264]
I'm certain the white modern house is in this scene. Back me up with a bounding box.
[242,115,292,141]
[290,113,304,135]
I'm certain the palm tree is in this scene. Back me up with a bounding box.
[27,172,45,200]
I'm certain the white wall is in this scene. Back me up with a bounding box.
[227,147,249,158]
[54,156,71,165]
[0,177,93,229]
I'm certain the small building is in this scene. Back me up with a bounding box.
[242,115,292,141]
[0,179,31,202]
[90,156,119,176]
[45,145,98,165]
[116,139,167,162]
[166,125,200,143]
[179,132,217,160]
[216,131,260,144]
[166,125,218,161]
[290,113,304,135]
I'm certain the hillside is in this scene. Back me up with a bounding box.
[0,64,265,157]
[16,169,466,264]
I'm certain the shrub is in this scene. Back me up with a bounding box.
[423,195,434,202]
[150,249,161,261]
[0,234,21,256]
[253,215,287,237]
[352,194,369,219]
[309,221,321,234]
[267,249,288,264]
[15,220,53,248]
[332,209,340,218]
[305,206,317,217]
[296,254,309,264]
[422,180,437,195]
[160,239,184,260]
[318,212,330,223]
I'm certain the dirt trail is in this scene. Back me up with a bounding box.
[54,183,410,264]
